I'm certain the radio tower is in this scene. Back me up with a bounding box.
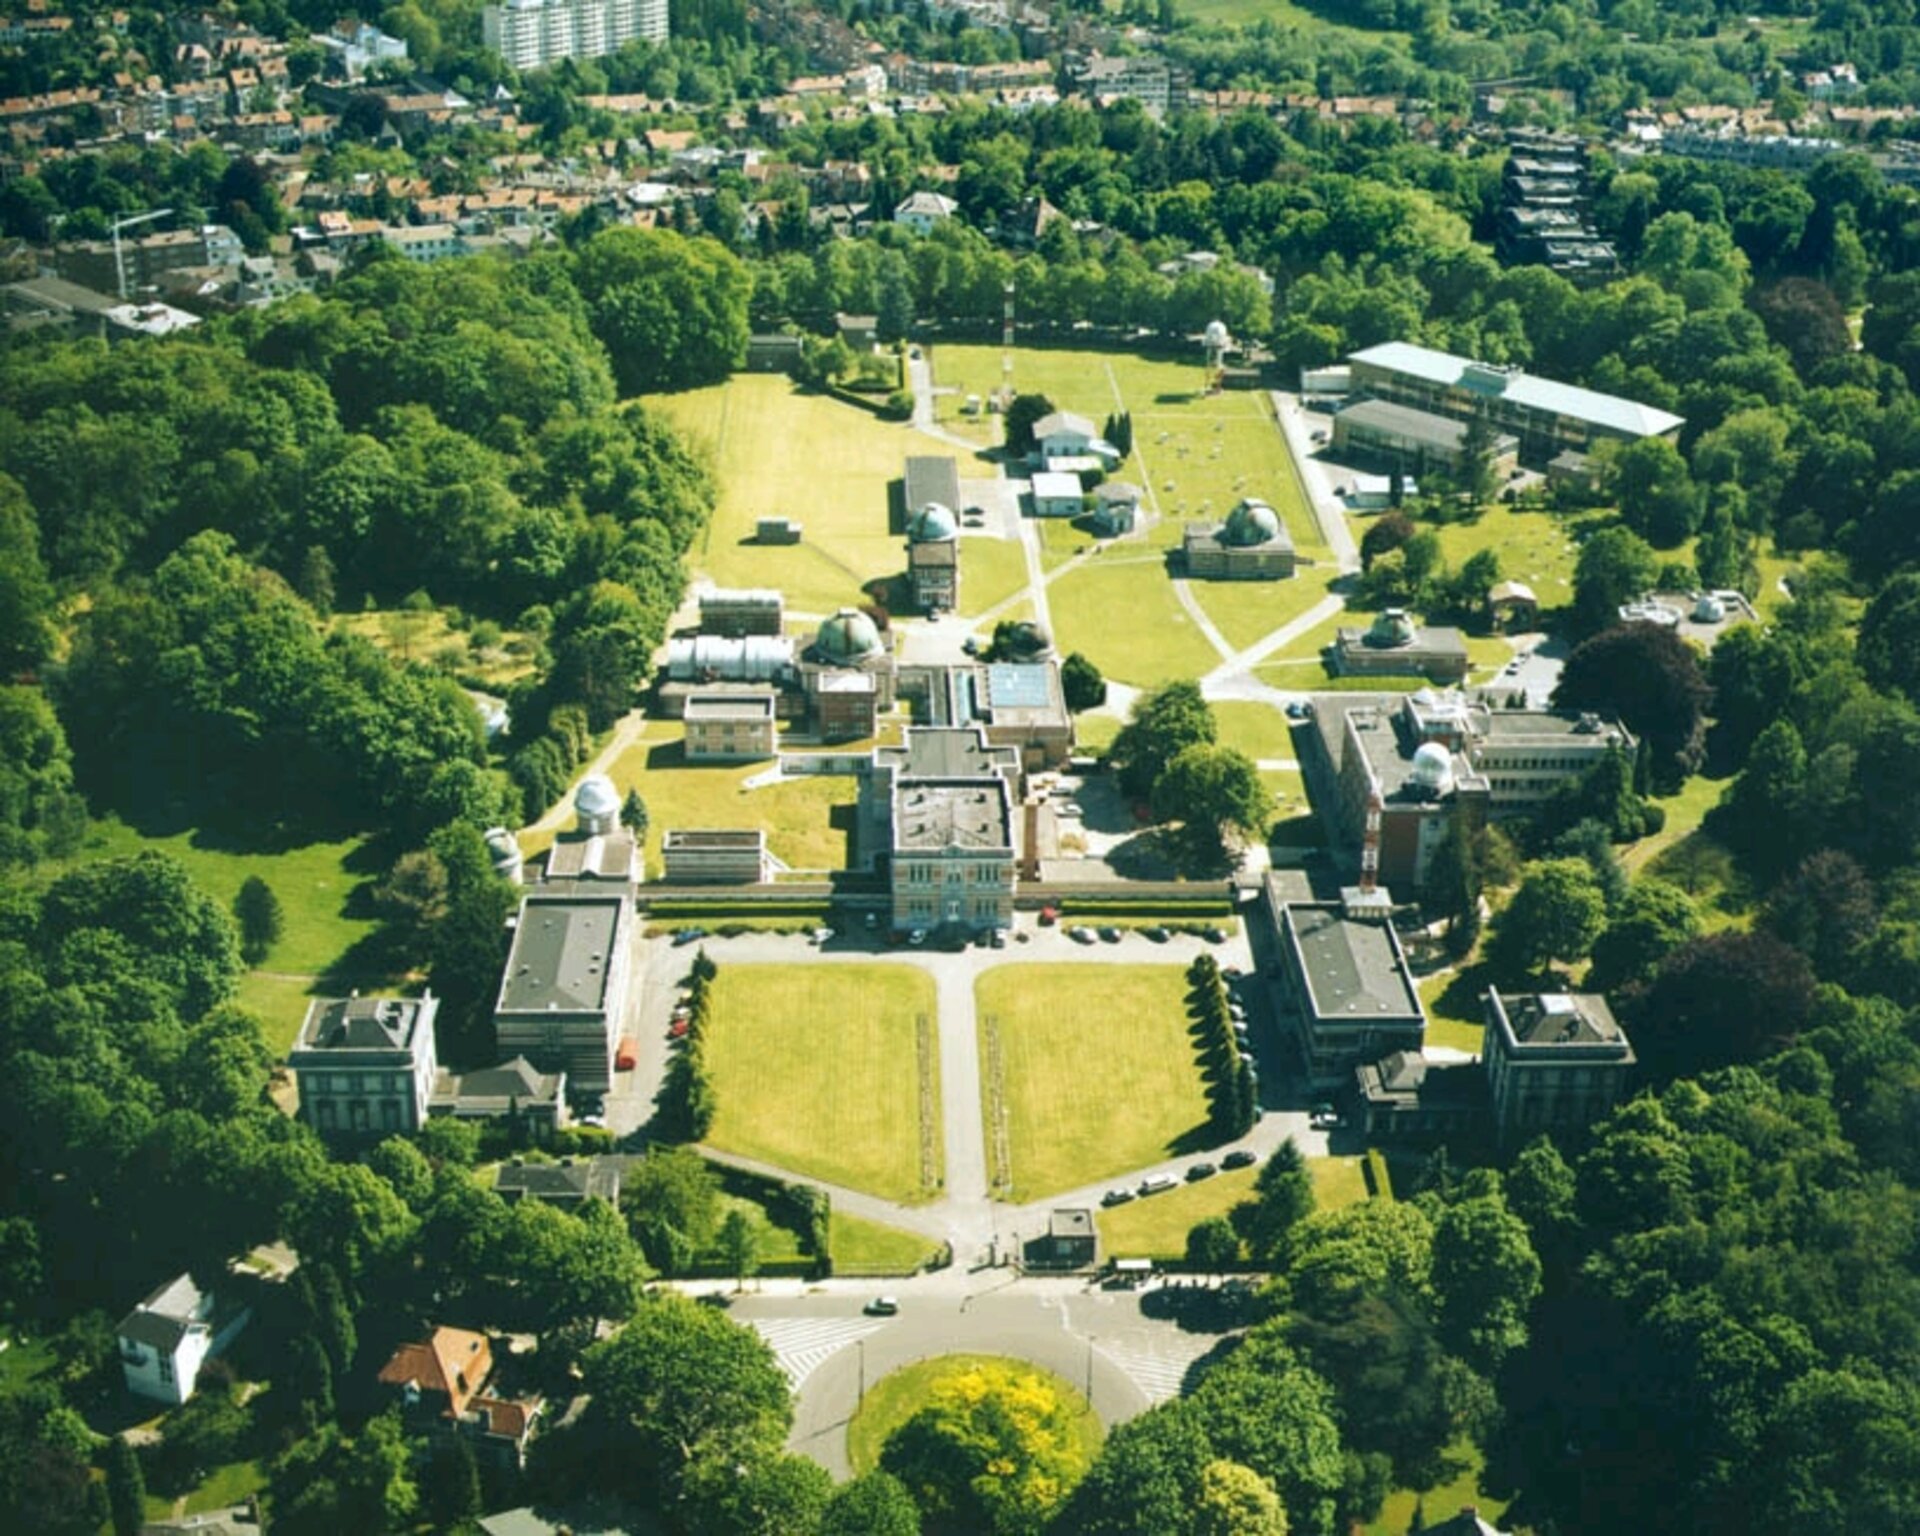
[1000,280,1015,411]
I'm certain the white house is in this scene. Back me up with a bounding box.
[1032,408,1097,462]
[894,190,959,235]
[288,992,439,1143]
[1031,471,1085,518]
[1092,480,1143,534]
[118,1274,250,1405]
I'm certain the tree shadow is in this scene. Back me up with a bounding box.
[1139,1286,1251,1336]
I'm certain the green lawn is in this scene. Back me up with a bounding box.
[526,721,860,874]
[956,534,1034,619]
[1074,712,1124,754]
[705,964,941,1203]
[1428,502,1584,613]
[65,817,391,1055]
[145,1456,269,1523]
[1620,770,1731,875]
[331,608,539,691]
[0,1335,54,1399]
[1190,574,1340,655]
[652,375,943,615]
[1096,1155,1370,1259]
[1419,967,1491,1056]
[978,965,1213,1201]
[1047,554,1223,687]
[1360,1439,1510,1536]
[847,1354,1104,1477]
[830,1211,945,1274]
[1213,701,1302,764]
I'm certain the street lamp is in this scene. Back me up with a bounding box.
[1084,1334,1095,1400]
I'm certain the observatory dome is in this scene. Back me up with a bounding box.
[908,502,959,542]
[1692,593,1726,623]
[1220,499,1282,547]
[816,607,884,664]
[1366,609,1418,649]
[1204,319,1232,350]
[1409,741,1455,797]
[574,774,619,821]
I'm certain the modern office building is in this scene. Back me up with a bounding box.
[492,892,632,1096]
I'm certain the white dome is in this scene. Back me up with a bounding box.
[1692,594,1726,623]
[574,774,619,819]
[1410,741,1455,796]
[1204,319,1232,350]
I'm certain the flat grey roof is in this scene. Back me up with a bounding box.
[497,897,624,1015]
[295,994,432,1055]
[1490,989,1629,1048]
[1349,341,1684,438]
[983,662,1055,711]
[1284,904,1425,1022]
[685,692,775,720]
[905,454,960,512]
[894,725,1015,778]
[663,829,765,849]
[1337,397,1517,454]
[894,779,1012,851]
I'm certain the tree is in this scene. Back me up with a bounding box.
[1004,393,1057,457]
[1586,878,1700,991]
[1186,1331,1345,1535]
[1553,623,1712,791]
[579,1293,791,1502]
[0,685,86,866]
[620,787,649,838]
[1749,1369,1920,1535]
[1188,1216,1242,1276]
[1359,511,1415,574]
[820,1470,923,1536]
[1856,571,1920,705]
[104,1435,144,1536]
[880,1359,1095,1535]
[422,1436,480,1528]
[1234,1137,1314,1262]
[1489,859,1607,979]
[1455,406,1499,508]
[1152,744,1269,862]
[1608,437,1698,548]
[681,1447,833,1536]
[1764,849,1879,980]
[1571,526,1658,635]
[719,1207,762,1292]
[622,1146,721,1274]
[0,475,55,674]
[373,849,450,933]
[38,852,240,1019]
[1429,1195,1541,1373]
[1195,1459,1290,1536]
[1627,931,1817,1081]
[573,227,750,393]
[1058,1401,1217,1536]
[1062,652,1107,712]
[284,1334,335,1434]
[1111,680,1216,801]
[231,876,283,965]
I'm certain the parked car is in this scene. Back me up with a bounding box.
[1186,1161,1218,1182]
[1310,1102,1339,1130]
[1285,701,1307,720]
[811,927,833,944]
[1142,925,1171,943]
[672,926,709,946]
[615,1038,637,1071]
[1138,1173,1179,1196]
[864,1296,900,1316]
[1098,926,1123,943]
[1068,926,1097,944]
[1223,964,1243,979]
[668,1019,690,1040]
[989,929,1007,949]
[962,637,981,656]
[1101,1187,1136,1207]
[908,928,928,947]
[577,1113,606,1129]
[1222,1149,1258,1170]
[1203,926,1229,943]
[1038,905,1060,926]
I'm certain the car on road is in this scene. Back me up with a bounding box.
[672,926,709,946]
[962,636,981,656]
[811,927,833,944]
[1101,1187,1136,1207]
[1039,905,1060,926]
[1138,1173,1179,1196]
[1310,1102,1340,1130]
[1285,701,1307,720]
[1222,1149,1258,1170]
[1186,1161,1218,1181]
[1142,925,1171,943]
[1068,925,1097,944]
[1098,926,1123,943]
[864,1296,900,1316]
[989,929,1007,949]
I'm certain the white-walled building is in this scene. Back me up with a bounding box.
[118,1274,250,1405]
[483,0,667,71]
[894,190,959,234]
[289,993,440,1142]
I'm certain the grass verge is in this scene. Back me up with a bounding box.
[847,1354,1104,1477]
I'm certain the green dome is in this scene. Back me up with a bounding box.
[817,607,884,663]
[1221,498,1282,547]
[1366,609,1417,648]
[908,503,959,542]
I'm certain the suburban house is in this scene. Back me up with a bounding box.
[118,1273,251,1405]
[378,1325,542,1469]
[1030,408,1108,465]
[893,190,958,233]
[494,1156,623,1209]
[288,992,439,1143]
[428,1056,569,1139]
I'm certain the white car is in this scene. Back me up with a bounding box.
[864,1295,900,1316]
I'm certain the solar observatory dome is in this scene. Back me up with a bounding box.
[815,607,885,664]
[1220,498,1283,547]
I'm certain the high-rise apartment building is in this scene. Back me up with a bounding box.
[483,0,667,71]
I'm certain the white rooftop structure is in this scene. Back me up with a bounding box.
[1349,341,1685,441]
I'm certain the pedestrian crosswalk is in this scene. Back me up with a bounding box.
[1095,1330,1228,1405]
[750,1316,890,1391]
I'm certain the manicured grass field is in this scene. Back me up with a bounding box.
[830,1211,945,1274]
[1213,701,1301,764]
[1073,712,1124,753]
[1047,553,1223,687]
[1620,770,1731,874]
[145,1458,268,1524]
[1428,502,1583,611]
[1189,574,1340,654]
[705,964,941,1203]
[978,965,1213,1201]
[64,817,392,1054]
[847,1354,1104,1476]
[1310,1154,1371,1209]
[1419,967,1491,1056]
[652,375,936,615]
[545,721,858,876]
[956,533,1035,619]
[1361,1439,1510,1536]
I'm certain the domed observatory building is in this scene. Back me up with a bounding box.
[906,500,960,614]
[1183,496,1296,580]
[799,606,897,742]
[1331,606,1469,684]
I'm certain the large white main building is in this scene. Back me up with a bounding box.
[483,0,667,70]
